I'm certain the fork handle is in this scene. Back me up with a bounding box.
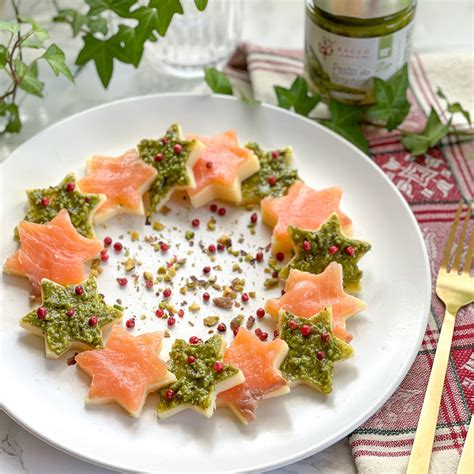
[406,308,456,474]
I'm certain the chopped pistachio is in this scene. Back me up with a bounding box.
[203,316,219,327]
[160,205,171,215]
[124,258,136,272]
[152,221,165,231]
[207,217,217,231]
[217,234,232,247]
[131,230,139,241]
[143,271,154,281]
[264,277,279,288]
[213,297,233,309]
[189,302,200,312]
[230,314,244,332]
[249,291,256,299]
[185,230,195,241]
[179,286,187,295]
[232,263,242,273]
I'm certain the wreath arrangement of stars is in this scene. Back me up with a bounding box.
[3,123,371,423]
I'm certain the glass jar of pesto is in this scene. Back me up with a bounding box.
[305,0,416,104]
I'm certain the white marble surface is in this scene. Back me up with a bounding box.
[0,1,472,473]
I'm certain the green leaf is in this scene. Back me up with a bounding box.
[274,76,320,117]
[204,67,233,95]
[194,0,208,10]
[131,6,160,44]
[86,0,135,17]
[87,16,108,36]
[75,34,115,87]
[0,20,19,35]
[401,107,450,155]
[239,92,261,105]
[53,9,87,37]
[321,100,369,153]
[111,25,144,67]
[14,59,44,97]
[24,18,49,43]
[148,0,184,37]
[43,44,74,82]
[366,64,410,131]
[0,45,7,69]
[436,87,471,125]
[0,102,22,134]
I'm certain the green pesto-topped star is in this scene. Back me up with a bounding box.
[20,277,122,359]
[279,308,353,394]
[280,213,371,293]
[241,142,299,204]
[22,173,105,239]
[138,123,204,211]
[157,334,244,419]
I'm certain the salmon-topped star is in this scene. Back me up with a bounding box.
[76,325,175,417]
[4,209,103,297]
[187,130,260,207]
[218,328,289,424]
[78,149,157,223]
[261,181,352,254]
[266,264,366,342]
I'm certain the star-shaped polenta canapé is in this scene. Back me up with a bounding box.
[138,123,204,210]
[3,209,103,297]
[22,173,105,239]
[20,277,122,359]
[278,308,353,394]
[156,335,244,419]
[266,263,366,342]
[281,214,371,293]
[75,325,175,418]
[186,130,260,207]
[78,150,157,224]
[240,142,298,205]
[261,181,352,254]
[217,328,289,424]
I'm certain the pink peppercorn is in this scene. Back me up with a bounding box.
[276,252,284,261]
[210,204,218,212]
[167,317,176,327]
[321,332,330,343]
[203,266,211,274]
[160,242,169,252]
[103,236,112,247]
[189,336,200,344]
[75,286,84,296]
[256,251,264,261]
[256,308,265,318]
[117,277,128,287]
[36,306,47,319]
[65,182,75,192]
[303,240,312,251]
[88,316,98,326]
[259,332,269,341]
[241,293,249,302]
[289,320,298,330]
[217,243,225,251]
[329,245,339,255]
[250,213,258,224]
[300,325,311,337]
[208,244,216,253]
[40,197,49,206]
[163,288,172,298]
[155,308,164,318]
[267,175,277,186]
[173,144,182,154]
[203,292,210,301]
[217,323,226,332]
[271,150,280,159]
[187,355,196,364]
[65,308,75,318]
[191,218,200,227]
[165,388,175,400]
[316,351,325,360]
[178,309,185,318]
[218,207,226,216]
[213,361,224,372]
[154,153,163,162]
[100,252,109,262]
[345,246,356,257]
[113,242,123,252]
[126,318,135,329]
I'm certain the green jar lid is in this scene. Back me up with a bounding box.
[312,0,416,19]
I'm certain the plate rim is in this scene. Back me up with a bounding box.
[0,92,431,473]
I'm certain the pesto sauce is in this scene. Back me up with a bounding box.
[138,124,196,210]
[157,335,238,411]
[23,174,102,239]
[279,309,353,394]
[241,142,299,204]
[281,214,371,290]
[22,278,122,356]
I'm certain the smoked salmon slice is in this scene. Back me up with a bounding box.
[76,325,175,418]
[78,149,157,223]
[266,263,366,342]
[218,328,289,424]
[187,130,260,207]
[261,181,352,254]
[3,209,102,297]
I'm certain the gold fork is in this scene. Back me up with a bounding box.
[407,201,474,473]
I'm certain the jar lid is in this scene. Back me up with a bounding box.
[313,0,415,19]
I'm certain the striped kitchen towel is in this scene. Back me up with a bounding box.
[224,44,474,473]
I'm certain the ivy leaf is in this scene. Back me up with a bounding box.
[43,44,74,82]
[75,34,116,87]
[204,67,233,95]
[274,76,320,117]
[401,107,450,155]
[86,0,136,16]
[87,16,108,36]
[0,20,19,35]
[437,88,471,125]
[111,25,144,67]
[14,59,44,97]
[194,0,208,10]
[22,18,49,43]
[366,64,410,131]
[148,0,184,37]
[0,102,21,133]
[53,9,87,37]
[321,100,369,153]
[0,45,7,69]
[239,92,261,105]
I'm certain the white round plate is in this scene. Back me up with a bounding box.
[0,94,430,473]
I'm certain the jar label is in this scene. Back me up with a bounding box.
[305,17,414,103]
